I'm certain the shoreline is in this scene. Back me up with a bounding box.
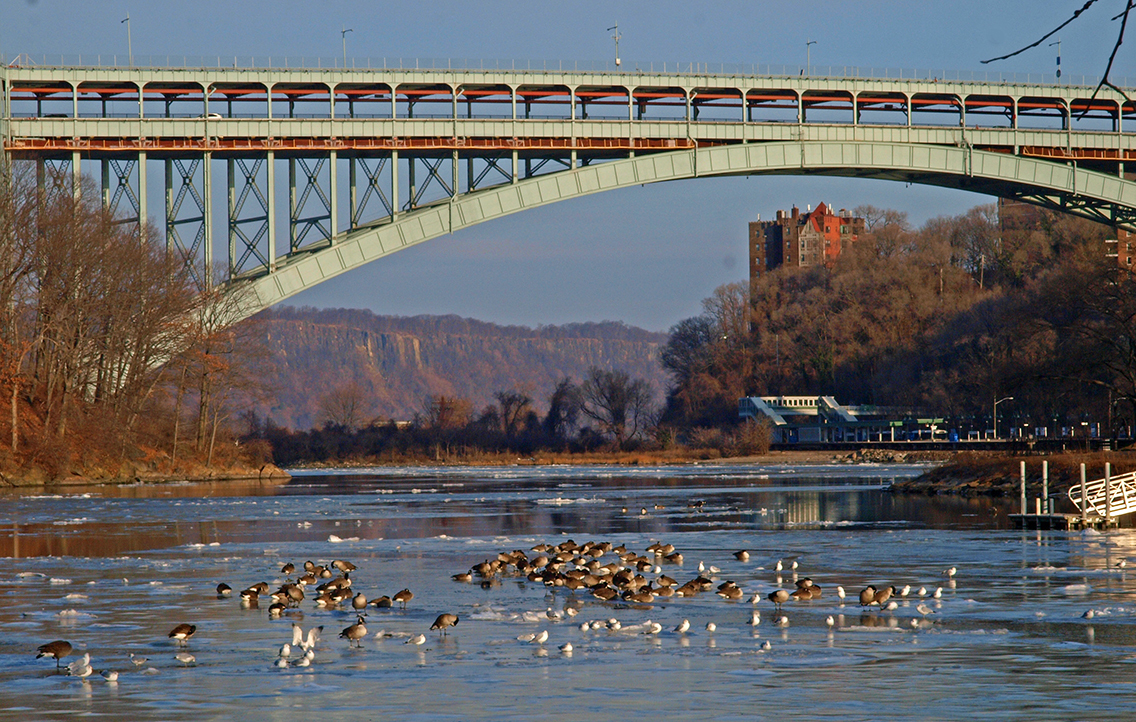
[0,463,291,489]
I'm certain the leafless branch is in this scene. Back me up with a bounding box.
[980,0,1100,64]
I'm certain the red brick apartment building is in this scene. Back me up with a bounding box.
[748,202,864,279]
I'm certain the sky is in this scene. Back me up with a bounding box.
[4,0,1136,332]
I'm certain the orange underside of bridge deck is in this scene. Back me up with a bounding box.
[7,137,1134,164]
[4,136,696,154]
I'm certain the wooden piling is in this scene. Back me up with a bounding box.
[1043,460,1049,513]
[1081,464,1087,523]
[1020,461,1027,515]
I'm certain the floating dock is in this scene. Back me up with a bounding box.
[1009,513,1119,530]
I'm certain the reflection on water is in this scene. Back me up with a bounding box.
[2,463,1135,720]
[0,464,1002,559]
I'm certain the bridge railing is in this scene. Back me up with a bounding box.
[2,53,1124,89]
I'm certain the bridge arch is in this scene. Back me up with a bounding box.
[236,139,1136,318]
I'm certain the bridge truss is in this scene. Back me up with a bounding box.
[3,64,1136,317]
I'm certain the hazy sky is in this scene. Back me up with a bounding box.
[4,1,1134,331]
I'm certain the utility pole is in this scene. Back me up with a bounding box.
[341,26,353,67]
[122,13,132,66]
[806,39,817,76]
[607,23,622,67]
[994,396,1014,439]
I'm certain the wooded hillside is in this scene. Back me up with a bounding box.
[252,308,670,429]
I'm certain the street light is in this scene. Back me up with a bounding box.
[1049,38,1061,82]
[341,26,353,67]
[121,13,132,67]
[806,39,817,76]
[993,396,1014,439]
[608,23,622,67]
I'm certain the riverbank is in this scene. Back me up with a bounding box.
[890,450,1136,497]
[0,461,290,488]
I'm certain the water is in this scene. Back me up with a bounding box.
[2,463,1136,720]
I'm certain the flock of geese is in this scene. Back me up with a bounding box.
[33,556,457,679]
[34,542,959,677]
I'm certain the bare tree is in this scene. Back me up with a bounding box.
[318,382,371,430]
[579,367,653,450]
[495,389,533,439]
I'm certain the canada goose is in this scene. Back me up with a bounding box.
[452,572,472,583]
[430,613,459,635]
[767,589,790,610]
[36,640,72,668]
[281,562,295,575]
[734,550,750,561]
[872,586,897,608]
[216,583,232,598]
[268,602,286,617]
[340,616,368,647]
[168,623,196,645]
[393,588,414,609]
[789,587,811,601]
[332,559,357,573]
[859,586,878,607]
[351,593,368,610]
[370,595,393,608]
[303,560,317,573]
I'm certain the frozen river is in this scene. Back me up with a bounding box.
[2,463,1136,720]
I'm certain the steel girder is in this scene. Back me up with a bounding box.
[232,141,1136,321]
[166,157,209,288]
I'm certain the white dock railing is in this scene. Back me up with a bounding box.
[1067,470,1136,519]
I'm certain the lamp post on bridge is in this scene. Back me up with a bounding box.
[341,26,353,68]
[806,39,817,76]
[994,396,1014,440]
[121,13,132,67]
[608,23,622,67]
[1049,38,1061,82]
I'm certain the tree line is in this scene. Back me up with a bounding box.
[0,164,267,479]
[252,366,690,465]
[658,202,1132,436]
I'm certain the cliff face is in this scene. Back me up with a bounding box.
[254,308,671,429]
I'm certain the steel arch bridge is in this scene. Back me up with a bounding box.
[4,62,1136,319]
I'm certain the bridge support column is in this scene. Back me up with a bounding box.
[391,150,399,219]
[138,150,147,230]
[202,152,213,287]
[71,151,81,199]
[452,150,459,197]
[511,150,518,183]
[329,149,338,243]
[266,150,276,272]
